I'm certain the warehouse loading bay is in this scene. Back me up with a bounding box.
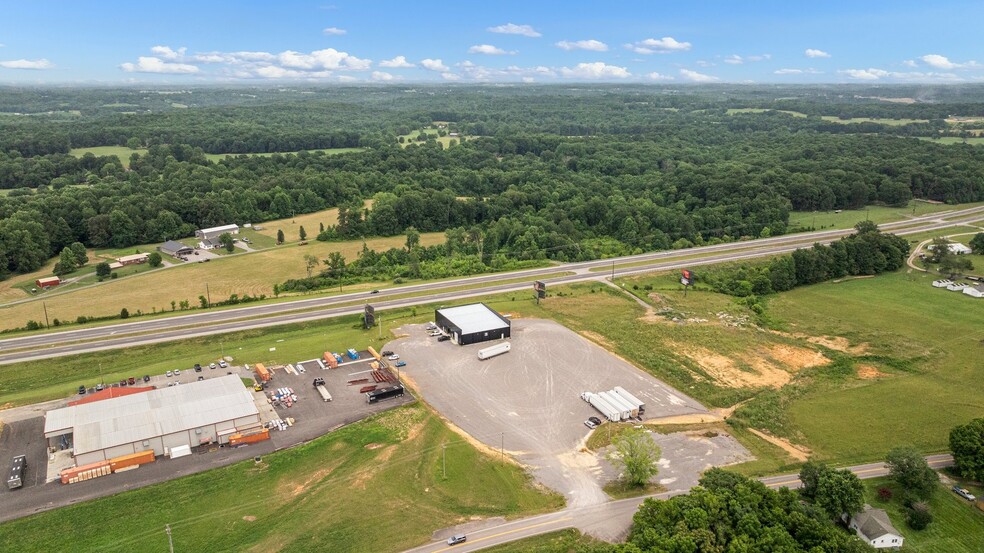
[390,318,750,510]
[0,353,412,523]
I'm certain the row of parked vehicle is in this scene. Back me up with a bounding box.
[425,323,451,342]
[78,375,150,395]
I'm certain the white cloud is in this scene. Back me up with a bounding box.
[487,23,541,37]
[774,68,802,74]
[839,67,961,81]
[919,54,978,69]
[0,58,53,70]
[902,59,917,68]
[555,39,608,52]
[193,51,276,64]
[322,27,346,35]
[805,48,830,58]
[695,60,715,67]
[840,68,889,80]
[276,48,371,71]
[680,68,718,82]
[559,62,631,79]
[522,76,535,83]
[379,55,414,68]
[441,72,461,81]
[468,44,514,55]
[120,57,199,74]
[724,55,744,65]
[627,37,691,54]
[338,75,358,82]
[647,72,674,81]
[421,58,449,71]
[371,71,395,81]
[150,46,186,60]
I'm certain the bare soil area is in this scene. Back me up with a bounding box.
[747,428,811,462]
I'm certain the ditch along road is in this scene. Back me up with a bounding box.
[402,454,954,553]
[0,207,982,365]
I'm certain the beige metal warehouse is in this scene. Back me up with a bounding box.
[44,375,261,466]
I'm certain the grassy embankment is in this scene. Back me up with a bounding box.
[787,200,983,231]
[481,529,601,552]
[0,402,563,552]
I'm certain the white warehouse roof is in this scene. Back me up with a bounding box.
[44,375,258,456]
[437,303,510,334]
[199,223,239,234]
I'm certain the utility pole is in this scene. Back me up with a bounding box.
[165,524,174,553]
[442,443,446,479]
[42,301,50,329]
[205,282,211,308]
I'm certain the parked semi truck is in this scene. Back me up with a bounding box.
[7,455,26,490]
[598,391,632,420]
[581,392,620,422]
[477,342,511,360]
[316,385,332,402]
[603,391,639,418]
[367,385,405,403]
[613,386,645,414]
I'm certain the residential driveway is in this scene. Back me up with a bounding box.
[388,318,710,508]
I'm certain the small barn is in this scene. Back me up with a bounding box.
[116,253,149,266]
[159,240,193,257]
[195,224,239,240]
[36,276,61,289]
[435,303,511,346]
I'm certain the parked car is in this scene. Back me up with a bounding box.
[395,361,407,367]
[584,419,598,429]
[166,370,173,377]
[197,376,205,381]
[388,354,400,360]
[218,360,227,368]
[588,416,602,426]
[242,237,250,243]
[210,362,217,370]
[370,289,379,294]
[381,350,394,356]
[194,363,202,372]
[429,331,443,337]
[78,385,87,395]
[96,383,105,391]
[127,377,135,385]
[143,375,151,383]
[437,335,451,342]
[447,535,467,546]
[194,251,200,256]
[174,368,181,376]
[953,486,976,501]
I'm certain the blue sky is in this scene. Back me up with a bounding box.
[1,0,982,84]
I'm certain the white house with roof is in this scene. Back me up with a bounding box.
[849,505,904,549]
[927,242,972,255]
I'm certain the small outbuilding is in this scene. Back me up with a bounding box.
[198,238,222,250]
[435,303,511,345]
[159,240,193,257]
[927,242,972,255]
[36,276,61,289]
[195,224,239,240]
[849,505,904,549]
[963,284,984,298]
[116,253,149,266]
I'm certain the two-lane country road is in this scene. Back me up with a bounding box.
[402,455,954,553]
[1,205,982,365]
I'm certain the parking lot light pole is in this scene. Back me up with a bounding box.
[442,443,446,479]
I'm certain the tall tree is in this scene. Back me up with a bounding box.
[276,229,285,244]
[949,418,984,483]
[68,242,88,267]
[303,254,319,278]
[218,232,235,253]
[405,226,420,252]
[970,233,984,255]
[299,225,307,241]
[886,446,939,502]
[608,428,661,487]
[814,469,865,519]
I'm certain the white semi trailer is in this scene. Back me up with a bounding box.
[477,342,511,360]
[598,391,632,420]
[613,386,645,414]
[604,390,639,418]
[583,392,621,422]
[316,385,332,402]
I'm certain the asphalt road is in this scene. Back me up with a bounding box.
[402,454,955,553]
[1,206,982,365]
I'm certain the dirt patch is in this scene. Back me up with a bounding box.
[774,331,869,355]
[364,443,385,450]
[285,466,335,498]
[747,428,811,462]
[0,403,13,411]
[857,364,889,379]
[764,345,830,371]
[580,330,615,350]
[242,515,257,522]
[645,413,724,425]
[674,345,792,389]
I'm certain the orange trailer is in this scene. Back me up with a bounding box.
[229,429,270,446]
[254,363,271,382]
[109,450,156,472]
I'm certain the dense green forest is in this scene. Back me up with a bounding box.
[2,84,984,280]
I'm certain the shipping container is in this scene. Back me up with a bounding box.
[254,363,271,382]
[366,385,405,403]
[316,385,332,402]
[584,392,621,423]
[109,450,155,472]
[323,352,338,368]
[603,390,639,418]
[598,392,631,420]
[7,455,26,490]
[346,348,360,360]
[60,460,110,484]
[613,386,646,414]
[477,342,511,360]
[168,445,192,459]
[229,429,270,446]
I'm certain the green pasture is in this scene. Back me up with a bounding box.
[788,200,983,231]
[203,147,365,162]
[68,146,146,168]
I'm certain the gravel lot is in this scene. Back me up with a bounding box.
[388,318,718,507]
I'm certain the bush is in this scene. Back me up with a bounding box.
[120,308,129,319]
[76,315,88,325]
[25,320,42,331]
[906,502,933,530]
[110,272,119,279]
[877,487,893,501]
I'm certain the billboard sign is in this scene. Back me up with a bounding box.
[534,280,546,298]
[681,270,693,286]
[364,304,376,328]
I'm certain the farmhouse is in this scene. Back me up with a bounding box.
[849,505,904,549]
[435,303,511,345]
[36,276,61,288]
[116,253,149,266]
[195,224,239,240]
[927,242,972,255]
[43,375,261,465]
[158,240,193,257]
[198,238,222,250]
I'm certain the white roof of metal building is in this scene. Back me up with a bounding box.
[44,375,258,455]
[438,303,510,334]
[200,224,239,234]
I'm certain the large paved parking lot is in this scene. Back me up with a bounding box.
[388,318,715,507]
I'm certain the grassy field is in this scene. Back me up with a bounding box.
[726,108,808,118]
[787,201,983,231]
[771,270,984,463]
[0,403,563,552]
[253,202,374,243]
[482,529,601,552]
[917,136,984,146]
[861,478,984,553]
[819,116,928,126]
[68,146,146,168]
[0,232,445,330]
[203,147,365,162]
[399,128,462,148]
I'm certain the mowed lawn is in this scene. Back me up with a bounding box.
[253,201,374,243]
[0,403,563,552]
[0,232,444,330]
[68,146,147,168]
[772,271,984,462]
[788,200,984,231]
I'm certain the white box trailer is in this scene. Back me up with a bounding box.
[604,390,639,418]
[613,386,646,414]
[585,392,621,423]
[477,342,511,360]
[316,385,332,402]
[168,445,192,459]
[599,391,631,420]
